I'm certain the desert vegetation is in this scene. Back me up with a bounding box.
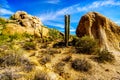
[0,11,119,80]
[71,58,92,72]
[94,49,115,63]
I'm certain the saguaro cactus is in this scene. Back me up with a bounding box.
[68,15,70,40]
[65,15,70,47]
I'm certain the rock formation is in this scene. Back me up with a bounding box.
[76,12,120,52]
[2,11,49,37]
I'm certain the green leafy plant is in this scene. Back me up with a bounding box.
[71,58,92,72]
[75,36,97,54]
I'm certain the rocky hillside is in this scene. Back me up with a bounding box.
[76,12,120,52]
[1,11,49,37]
[0,11,120,80]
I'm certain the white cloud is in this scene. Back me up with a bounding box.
[0,0,9,8]
[0,0,14,16]
[115,20,120,25]
[0,8,14,15]
[38,0,120,32]
[39,0,120,22]
[44,0,60,4]
[39,11,57,22]
[70,29,76,32]
[39,4,79,21]
[77,0,120,11]
[45,22,64,28]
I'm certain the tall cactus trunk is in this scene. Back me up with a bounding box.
[68,15,70,40]
[65,15,70,47]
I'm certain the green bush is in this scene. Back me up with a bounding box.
[71,59,92,72]
[49,28,63,40]
[9,33,23,41]
[95,49,115,63]
[9,15,15,20]
[71,36,79,46]
[0,17,6,25]
[0,34,9,42]
[23,42,36,50]
[0,33,28,43]
[0,18,6,34]
[22,32,33,39]
[75,36,97,54]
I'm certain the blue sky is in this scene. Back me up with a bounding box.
[0,0,120,34]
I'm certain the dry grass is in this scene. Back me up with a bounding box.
[54,62,65,75]
[34,71,49,80]
[94,49,115,63]
[39,54,51,65]
[71,58,92,72]
[0,50,22,67]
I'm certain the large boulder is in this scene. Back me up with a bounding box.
[76,12,120,52]
[3,11,49,37]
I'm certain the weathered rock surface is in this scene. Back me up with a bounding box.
[3,11,49,37]
[76,12,120,52]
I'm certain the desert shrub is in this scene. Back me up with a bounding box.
[0,18,6,34]
[23,42,36,50]
[49,28,63,41]
[42,37,52,43]
[22,61,35,72]
[95,49,115,63]
[0,33,28,44]
[0,71,14,80]
[39,55,51,65]
[62,55,72,62]
[70,36,79,46]
[0,17,6,25]
[22,32,33,38]
[19,55,35,72]
[0,34,9,43]
[9,15,15,20]
[34,71,49,80]
[0,50,22,67]
[71,59,92,72]
[53,42,65,48]
[54,62,65,75]
[75,36,97,54]
[9,33,23,41]
[0,68,22,80]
